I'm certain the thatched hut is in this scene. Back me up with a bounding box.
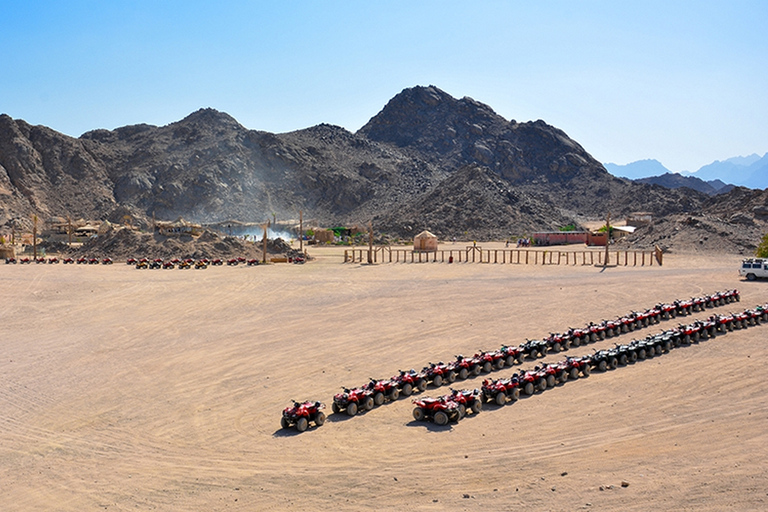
[414,230,438,252]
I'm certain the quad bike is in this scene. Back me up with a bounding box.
[412,396,463,425]
[656,302,677,320]
[149,260,162,269]
[444,388,483,414]
[101,258,113,265]
[520,339,548,359]
[332,387,374,416]
[545,332,570,353]
[586,321,607,341]
[474,350,505,371]
[710,314,734,333]
[391,369,428,396]
[88,258,99,264]
[47,257,59,264]
[448,355,475,380]
[35,257,47,264]
[5,257,17,264]
[366,378,400,405]
[62,257,74,264]
[178,260,191,269]
[565,326,589,346]
[211,258,223,265]
[76,257,87,264]
[227,258,239,266]
[562,356,591,379]
[590,349,618,372]
[674,298,693,316]
[195,260,208,269]
[281,400,326,432]
[163,261,175,269]
[498,344,524,366]
[247,259,260,266]
[126,257,137,265]
[135,261,149,269]
[515,370,542,396]
[482,377,520,405]
[422,362,455,387]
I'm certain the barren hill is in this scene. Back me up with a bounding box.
[2,85,763,249]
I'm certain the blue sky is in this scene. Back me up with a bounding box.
[1,1,765,173]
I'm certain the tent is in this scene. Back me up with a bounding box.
[413,230,438,252]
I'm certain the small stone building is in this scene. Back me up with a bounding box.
[414,230,438,252]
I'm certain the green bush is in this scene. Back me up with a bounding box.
[757,233,768,258]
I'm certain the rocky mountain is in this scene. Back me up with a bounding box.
[0,85,749,243]
[604,159,672,180]
[635,172,733,195]
[687,153,768,190]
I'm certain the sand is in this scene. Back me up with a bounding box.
[1,244,767,511]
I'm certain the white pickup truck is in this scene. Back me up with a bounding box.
[739,258,768,280]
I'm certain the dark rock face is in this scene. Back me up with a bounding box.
[0,86,710,239]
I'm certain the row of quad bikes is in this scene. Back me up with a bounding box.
[281,289,758,431]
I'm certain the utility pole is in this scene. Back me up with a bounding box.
[367,220,373,264]
[32,214,38,260]
[299,210,303,253]
[604,212,611,267]
[262,221,270,264]
[67,215,73,246]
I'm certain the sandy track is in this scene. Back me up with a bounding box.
[1,246,766,511]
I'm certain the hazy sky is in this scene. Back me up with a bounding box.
[2,1,765,172]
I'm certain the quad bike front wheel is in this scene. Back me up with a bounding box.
[363,397,374,411]
[524,382,535,395]
[508,387,520,401]
[296,417,308,432]
[373,392,385,406]
[471,399,482,413]
[332,402,341,414]
[402,383,413,396]
[280,417,290,429]
[495,393,506,406]
[346,402,358,416]
[389,388,400,401]
[459,368,469,380]
[315,412,326,426]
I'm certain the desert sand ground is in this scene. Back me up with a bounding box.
[1,243,767,511]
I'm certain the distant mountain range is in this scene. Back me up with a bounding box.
[604,154,768,192]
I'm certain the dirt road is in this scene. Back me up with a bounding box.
[1,246,766,511]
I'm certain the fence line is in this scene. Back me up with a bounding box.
[343,246,661,266]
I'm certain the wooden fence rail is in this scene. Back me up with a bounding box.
[344,246,661,266]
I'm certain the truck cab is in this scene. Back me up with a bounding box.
[739,258,768,281]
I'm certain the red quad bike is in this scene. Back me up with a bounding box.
[546,332,570,353]
[163,261,175,269]
[755,304,768,322]
[412,396,463,425]
[447,355,474,380]
[422,362,455,387]
[565,327,589,346]
[20,257,32,264]
[35,257,46,264]
[476,349,506,371]
[482,377,521,405]
[710,314,734,333]
[126,257,137,265]
[563,356,591,379]
[227,258,239,266]
[731,311,750,330]
[587,322,607,341]
[247,258,260,266]
[88,257,99,264]
[211,258,223,266]
[499,344,524,366]
[744,309,763,326]
[656,302,677,320]
[5,257,17,264]
[366,378,400,405]
[332,387,374,416]
[536,364,559,389]
[237,256,247,264]
[101,257,113,265]
[47,257,59,264]
[391,369,428,396]
[76,257,87,264]
[678,323,703,345]
[674,299,693,316]
[62,257,74,264]
[445,388,483,414]
[280,400,326,432]
[515,370,542,396]
[706,291,724,307]
[691,296,707,312]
